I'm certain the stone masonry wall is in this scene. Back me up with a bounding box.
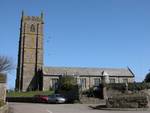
[0,74,6,102]
[0,83,6,102]
[106,94,149,108]
[0,105,8,113]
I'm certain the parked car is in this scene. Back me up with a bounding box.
[48,94,66,104]
[34,95,48,103]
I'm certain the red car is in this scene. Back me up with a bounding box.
[34,95,49,103]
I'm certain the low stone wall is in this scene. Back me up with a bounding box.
[0,74,6,102]
[0,104,8,113]
[106,94,149,108]
[141,89,150,99]
[0,83,6,101]
[106,89,122,98]
[80,95,105,104]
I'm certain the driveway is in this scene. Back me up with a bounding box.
[9,102,150,113]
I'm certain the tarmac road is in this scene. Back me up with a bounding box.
[8,102,150,113]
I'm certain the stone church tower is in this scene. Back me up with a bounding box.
[15,12,44,91]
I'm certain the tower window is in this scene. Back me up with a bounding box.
[30,24,35,32]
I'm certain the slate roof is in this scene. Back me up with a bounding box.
[43,67,134,77]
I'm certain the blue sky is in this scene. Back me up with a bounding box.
[0,0,150,89]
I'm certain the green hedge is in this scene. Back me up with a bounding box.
[106,82,150,91]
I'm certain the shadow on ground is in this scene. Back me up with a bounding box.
[8,106,14,113]
[89,105,106,109]
[88,105,149,111]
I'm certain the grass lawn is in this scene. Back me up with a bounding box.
[7,90,54,97]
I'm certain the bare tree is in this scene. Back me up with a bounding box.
[0,56,13,73]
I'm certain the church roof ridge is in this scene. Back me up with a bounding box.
[44,66,128,70]
[43,66,134,77]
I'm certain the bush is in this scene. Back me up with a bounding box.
[106,83,126,91]
[128,82,150,91]
[58,75,77,91]
[82,86,102,98]
[106,82,150,91]
[82,88,95,97]
[144,72,150,82]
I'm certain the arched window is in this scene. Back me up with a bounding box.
[30,24,35,32]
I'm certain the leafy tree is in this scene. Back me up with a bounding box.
[57,75,80,102]
[144,72,150,82]
[0,56,13,73]
[58,75,77,91]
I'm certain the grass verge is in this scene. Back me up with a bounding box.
[7,90,54,97]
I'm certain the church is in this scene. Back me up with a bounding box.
[15,12,135,92]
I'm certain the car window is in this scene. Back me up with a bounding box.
[49,95,55,98]
[55,94,60,97]
[56,94,64,97]
[48,94,64,98]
